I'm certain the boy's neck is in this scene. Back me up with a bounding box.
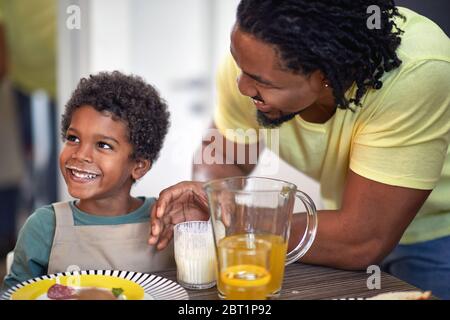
[75,195,144,217]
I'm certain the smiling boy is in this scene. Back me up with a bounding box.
[3,71,173,288]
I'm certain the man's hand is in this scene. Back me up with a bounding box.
[148,181,210,250]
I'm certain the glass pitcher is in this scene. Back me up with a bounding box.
[204,176,318,298]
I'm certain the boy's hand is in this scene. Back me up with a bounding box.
[149,181,210,250]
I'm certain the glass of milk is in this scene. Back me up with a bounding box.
[174,221,217,290]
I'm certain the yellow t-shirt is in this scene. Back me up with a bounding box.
[0,0,56,98]
[214,7,450,244]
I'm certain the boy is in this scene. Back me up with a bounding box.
[3,71,173,288]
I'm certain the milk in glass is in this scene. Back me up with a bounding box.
[174,221,216,289]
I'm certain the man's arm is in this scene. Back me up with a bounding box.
[151,122,263,248]
[290,169,431,270]
[192,122,264,181]
[0,23,7,80]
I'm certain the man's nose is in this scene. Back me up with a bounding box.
[236,73,258,98]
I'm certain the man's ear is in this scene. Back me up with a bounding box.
[131,159,151,181]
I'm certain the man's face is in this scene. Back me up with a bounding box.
[59,105,138,201]
[230,24,329,127]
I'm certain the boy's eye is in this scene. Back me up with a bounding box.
[66,135,79,143]
[97,142,112,150]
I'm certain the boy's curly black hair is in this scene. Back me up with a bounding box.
[237,0,405,109]
[61,71,170,162]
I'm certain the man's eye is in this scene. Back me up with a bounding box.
[256,81,274,89]
[66,135,79,143]
[97,142,112,150]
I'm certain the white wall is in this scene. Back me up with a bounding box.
[127,0,213,196]
[89,0,131,72]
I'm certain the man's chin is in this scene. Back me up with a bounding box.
[256,110,299,128]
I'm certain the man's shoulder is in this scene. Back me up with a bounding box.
[396,7,450,63]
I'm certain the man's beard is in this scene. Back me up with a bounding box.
[256,110,299,128]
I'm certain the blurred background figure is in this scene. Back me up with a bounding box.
[0,80,23,257]
[0,0,57,257]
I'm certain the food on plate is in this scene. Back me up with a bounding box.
[47,284,125,300]
[47,284,77,300]
[366,290,432,300]
[73,287,120,300]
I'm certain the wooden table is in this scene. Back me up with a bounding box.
[154,263,422,300]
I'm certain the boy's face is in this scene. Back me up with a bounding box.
[59,105,146,201]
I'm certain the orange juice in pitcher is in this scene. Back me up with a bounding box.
[205,176,318,298]
[217,234,287,297]
[257,234,288,295]
[220,264,271,300]
[217,234,272,300]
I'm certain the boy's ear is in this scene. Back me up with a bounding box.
[131,159,151,181]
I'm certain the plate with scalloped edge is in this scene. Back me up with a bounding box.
[1,270,189,300]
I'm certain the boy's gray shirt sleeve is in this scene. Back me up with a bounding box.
[2,206,55,290]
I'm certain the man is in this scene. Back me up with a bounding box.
[149,0,450,298]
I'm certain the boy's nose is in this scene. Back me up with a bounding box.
[71,145,93,163]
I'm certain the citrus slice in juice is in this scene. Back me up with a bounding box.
[221,264,271,288]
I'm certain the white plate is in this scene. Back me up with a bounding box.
[1,270,189,300]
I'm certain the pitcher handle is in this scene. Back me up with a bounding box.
[285,190,318,265]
